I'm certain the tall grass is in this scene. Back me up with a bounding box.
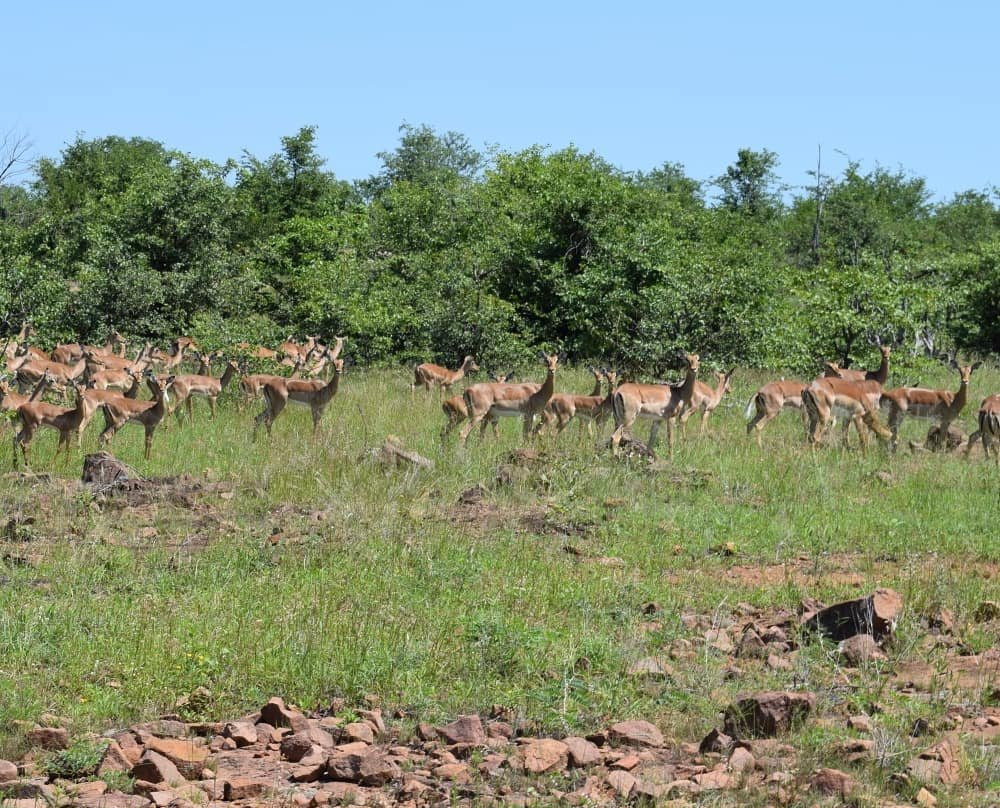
[0,363,996,761]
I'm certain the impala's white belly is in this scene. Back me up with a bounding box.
[488,402,528,417]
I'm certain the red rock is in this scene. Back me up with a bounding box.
[327,749,400,786]
[564,737,602,767]
[810,767,857,797]
[145,738,209,779]
[804,588,902,641]
[521,739,568,773]
[343,722,374,744]
[76,793,151,808]
[436,715,485,745]
[223,721,257,747]
[738,628,768,658]
[280,732,314,762]
[728,746,754,773]
[612,754,641,771]
[705,628,734,653]
[26,727,68,750]
[766,653,792,671]
[222,776,276,801]
[847,714,873,733]
[724,691,816,738]
[627,657,674,678]
[608,720,664,747]
[694,769,731,789]
[606,770,636,798]
[432,762,471,783]
[699,728,732,753]
[358,709,385,735]
[840,633,886,665]
[132,751,186,786]
[259,697,298,728]
[0,759,16,782]
[908,739,960,785]
[487,721,513,739]
[97,741,134,776]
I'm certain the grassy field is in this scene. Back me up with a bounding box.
[0,362,997,802]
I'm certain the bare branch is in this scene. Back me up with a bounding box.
[0,128,34,186]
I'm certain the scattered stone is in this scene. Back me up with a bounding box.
[927,607,955,634]
[627,657,674,679]
[847,714,873,733]
[699,728,732,754]
[839,633,887,665]
[564,736,602,768]
[223,721,257,748]
[145,738,209,779]
[916,786,938,807]
[810,767,857,798]
[0,759,17,782]
[259,697,298,729]
[521,739,568,773]
[222,776,276,801]
[605,770,636,798]
[724,691,816,738]
[280,732,314,762]
[25,726,69,750]
[432,762,470,783]
[608,720,664,748]
[737,628,768,658]
[436,714,485,745]
[803,588,902,642]
[343,722,374,745]
[694,769,731,789]
[728,746,754,773]
[766,653,792,671]
[97,741,134,776]
[327,748,400,786]
[975,601,1000,622]
[908,738,960,785]
[131,751,185,785]
[705,628,734,654]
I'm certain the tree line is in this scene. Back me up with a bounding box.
[1,124,997,375]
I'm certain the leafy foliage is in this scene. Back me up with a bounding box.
[1,126,998,365]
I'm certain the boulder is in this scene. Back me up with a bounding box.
[436,715,485,745]
[608,720,664,748]
[803,588,902,642]
[520,739,568,774]
[724,692,816,738]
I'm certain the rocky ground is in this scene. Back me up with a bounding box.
[1,589,997,807]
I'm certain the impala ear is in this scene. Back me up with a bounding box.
[971,361,983,371]
[536,350,547,361]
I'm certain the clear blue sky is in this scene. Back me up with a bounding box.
[7,1,998,200]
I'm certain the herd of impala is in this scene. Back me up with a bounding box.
[1,319,998,469]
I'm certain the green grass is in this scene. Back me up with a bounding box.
[0,363,997,801]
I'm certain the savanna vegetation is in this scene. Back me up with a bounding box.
[2,125,999,372]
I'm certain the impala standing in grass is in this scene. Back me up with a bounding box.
[412,355,480,394]
[610,352,700,455]
[254,358,345,439]
[880,361,981,452]
[679,368,735,435]
[459,353,559,443]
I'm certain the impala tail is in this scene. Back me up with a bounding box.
[744,394,759,421]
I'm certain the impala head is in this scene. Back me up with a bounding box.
[683,352,700,372]
[489,371,514,383]
[717,368,736,393]
[880,345,891,359]
[951,360,982,385]
[537,352,559,373]
[823,361,844,378]
[601,367,619,387]
[461,356,480,373]
[332,359,345,375]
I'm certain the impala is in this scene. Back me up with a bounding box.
[459,353,559,443]
[880,361,981,452]
[98,372,175,460]
[412,355,480,394]
[168,359,240,422]
[744,379,808,446]
[823,344,891,385]
[13,378,99,468]
[254,358,345,439]
[280,335,320,364]
[610,352,700,455]
[149,338,196,371]
[15,356,87,394]
[2,321,33,360]
[679,368,736,435]
[1,371,54,419]
[85,343,151,376]
[802,377,891,449]
[441,372,513,439]
[51,330,125,365]
[965,394,1000,462]
[539,367,618,435]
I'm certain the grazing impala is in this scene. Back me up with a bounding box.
[168,359,240,422]
[412,355,480,394]
[539,367,618,435]
[460,353,559,443]
[441,372,514,439]
[679,368,735,435]
[254,359,345,439]
[802,376,891,449]
[13,379,99,468]
[98,372,175,460]
[744,379,808,446]
[610,353,700,455]
[51,330,126,365]
[880,361,981,452]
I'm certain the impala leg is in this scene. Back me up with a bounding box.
[458,414,480,444]
[699,410,710,436]
[144,426,154,460]
[647,420,660,450]
[252,407,270,441]
[491,416,500,438]
[666,417,675,457]
[209,398,217,419]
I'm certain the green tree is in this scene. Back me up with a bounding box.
[714,148,783,218]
